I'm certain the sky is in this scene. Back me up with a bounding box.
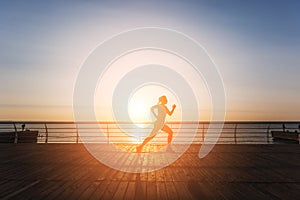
[0,0,299,121]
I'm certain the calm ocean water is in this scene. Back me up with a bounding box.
[0,122,299,144]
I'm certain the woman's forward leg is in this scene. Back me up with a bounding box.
[161,124,173,144]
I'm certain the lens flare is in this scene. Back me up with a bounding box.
[73,27,226,173]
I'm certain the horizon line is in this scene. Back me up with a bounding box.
[0,120,299,124]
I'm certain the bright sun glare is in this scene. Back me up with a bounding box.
[128,84,181,128]
[128,100,149,123]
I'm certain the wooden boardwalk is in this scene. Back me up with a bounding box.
[0,144,299,199]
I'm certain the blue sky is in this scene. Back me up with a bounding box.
[0,0,299,121]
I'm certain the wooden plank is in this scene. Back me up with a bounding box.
[0,144,299,199]
[123,181,136,200]
[173,181,193,200]
[0,180,31,199]
[165,181,178,199]
[76,181,101,200]
[156,181,168,200]
[1,180,40,200]
[88,180,111,199]
[57,164,105,199]
[101,180,120,199]
[112,181,128,199]
[146,181,157,200]
[147,171,156,182]
[36,180,68,200]
[248,182,299,199]
[15,180,64,200]
[135,180,147,200]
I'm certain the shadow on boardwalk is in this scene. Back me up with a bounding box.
[0,144,299,199]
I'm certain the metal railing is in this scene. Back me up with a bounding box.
[0,121,299,144]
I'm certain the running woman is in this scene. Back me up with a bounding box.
[136,95,176,152]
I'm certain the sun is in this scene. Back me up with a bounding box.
[128,101,147,121]
[128,90,152,127]
[127,84,181,128]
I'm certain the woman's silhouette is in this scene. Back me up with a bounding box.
[136,95,176,153]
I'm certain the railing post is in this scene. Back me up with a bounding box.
[202,123,205,143]
[282,123,286,132]
[298,124,300,145]
[75,123,79,144]
[106,123,109,144]
[13,122,18,144]
[266,124,270,144]
[234,123,238,144]
[44,123,48,143]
